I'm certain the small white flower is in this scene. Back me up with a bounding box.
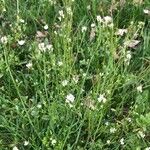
[98,94,107,103]
[13,146,19,150]
[18,40,25,46]
[66,7,72,15]
[1,36,8,44]
[81,26,87,33]
[124,40,140,48]
[62,80,68,87]
[37,104,42,109]
[83,73,87,77]
[125,51,132,65]
[24,141,29,146]
[59,10,64,18]
[103,16,113,24]
[105,122,109,126]
[137,85,143,93]
[143,9,150,14]
[138,21,145,26]
[145,147,150,150]
[91,23,96,28]
[120,138,124,145]
[96,15,103,22]
[20,19,25,23]
[51,139,57,145]
[38,43,46,52]
[110,127,116,133]
[73,75,79,84]
[44,24,48,30]
[107,140,111,144]
[138,131,145,138]
[66,94,75,103]
[2,8,6,12]
[54,30,57,35]
[127,118,132,122]
[57,61,63,66]
[107,90,111,94]
[26,62,32,69]
[99,72,104,76]
[87,5,91,10]
[46,44,53,50]
[126,51,132,60]
[116,29,127,36]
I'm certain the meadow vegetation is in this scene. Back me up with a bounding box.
[0,0,150,149]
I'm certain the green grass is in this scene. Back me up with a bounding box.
[0,0,150,149]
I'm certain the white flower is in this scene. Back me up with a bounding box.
[26,62,32,69]
[49,0,56,5]
[124,40,140,48]
[126,51,132,60]
[138,131,145,138]
[18,40,25,46]
[91,23,96,28]
[138,21,145,26]
[105,122,109,126]
[2,8,6,12]
[143,9,150,14]
[38,43,46,52]
[110,127,116,133]
[127,118,132,122]
[73,75,79,84]
[107,90,111,94]
[44,24,48,30]
[103,16,113,24]
[1,36,8,44]
[13,146,19,150]
[24,141,29,146]
[107,140,111,144]
[66,94,75,103]
[145,147,150,150]
[125,51,132,65]
[57,61,63,66]
[96,15,103,22]
[66,7,72,15]
[46,44,53,50]
[20,19,25,23]
[37,104,42,109]
[116,29,127,36]
[137,85,143,93]
[62,80,68,87]
[120,138,124,145]
[81,26,87,33]
[54,30,57,35]
[59,10,64,18]
[87,5,91,10]
[83,73,87,77]
[98,94,107,103]
[51,139,57,145]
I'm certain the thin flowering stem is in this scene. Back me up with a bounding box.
[3,48,42,142]
[16,0,19,21]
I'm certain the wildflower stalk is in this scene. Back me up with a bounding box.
[16,0,19,22]
[3,48,42,142]
[61,0,74,75]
